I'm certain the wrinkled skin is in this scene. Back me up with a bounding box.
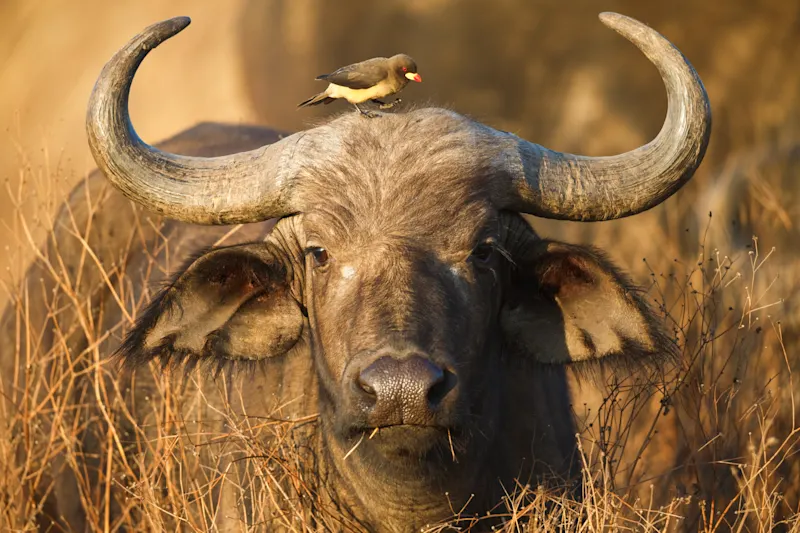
[2,121,673,532]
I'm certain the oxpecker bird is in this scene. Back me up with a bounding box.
[298,54,422,117]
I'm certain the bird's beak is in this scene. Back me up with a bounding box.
[405,72,422,82]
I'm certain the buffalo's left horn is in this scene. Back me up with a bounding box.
[493,12,712,221]
[86,17,313,225]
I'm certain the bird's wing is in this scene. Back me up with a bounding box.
[316,59,389,90]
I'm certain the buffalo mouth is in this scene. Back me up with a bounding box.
[344,423,466,461]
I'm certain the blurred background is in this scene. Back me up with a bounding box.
[1,0,798,275]
[1,0,799,521]
[2,0,799,338]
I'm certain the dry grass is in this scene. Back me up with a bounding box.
[0,141,798,532]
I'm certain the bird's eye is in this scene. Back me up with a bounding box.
[402,66,408,72]
[470,242,496,265]
[307,247,330,269]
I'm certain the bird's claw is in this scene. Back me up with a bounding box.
[378,98,402,110]
[355,104,381,118]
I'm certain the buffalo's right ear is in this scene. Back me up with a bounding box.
[120,243,304,369]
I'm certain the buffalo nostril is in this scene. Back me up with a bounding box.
[426,367,453,407]
[402,357,454,409]
[357,375,376,396]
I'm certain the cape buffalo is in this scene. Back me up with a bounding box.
[1,12,710,532]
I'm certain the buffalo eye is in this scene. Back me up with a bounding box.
[306,247,330,269]
[470,242,496,266]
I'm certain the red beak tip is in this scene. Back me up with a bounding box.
[414,74,422,82]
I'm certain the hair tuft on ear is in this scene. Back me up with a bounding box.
[116,242,305,376]
[502,240,679,379]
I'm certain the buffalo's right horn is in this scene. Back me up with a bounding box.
[86,17,312,225]
[492,12,712,221]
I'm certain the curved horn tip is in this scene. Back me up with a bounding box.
[597,12,647,34]
[162,16,192,31]
[157,15,191,35]
[142,16,192,46]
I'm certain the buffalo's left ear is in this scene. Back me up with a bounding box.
[501,241,671,365]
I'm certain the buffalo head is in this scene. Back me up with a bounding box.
[86,13,710,529]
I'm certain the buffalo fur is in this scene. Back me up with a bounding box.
[2,114,678,533]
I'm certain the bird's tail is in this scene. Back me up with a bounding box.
[298,92,333,107]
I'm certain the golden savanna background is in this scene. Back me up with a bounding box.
[1,0,799,530]
[3,1,799,281]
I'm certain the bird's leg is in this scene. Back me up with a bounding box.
[374,98,402,110]
[354,103,379,118]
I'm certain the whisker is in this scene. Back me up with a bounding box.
[343,433,365,461]
[448,429,458,463]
